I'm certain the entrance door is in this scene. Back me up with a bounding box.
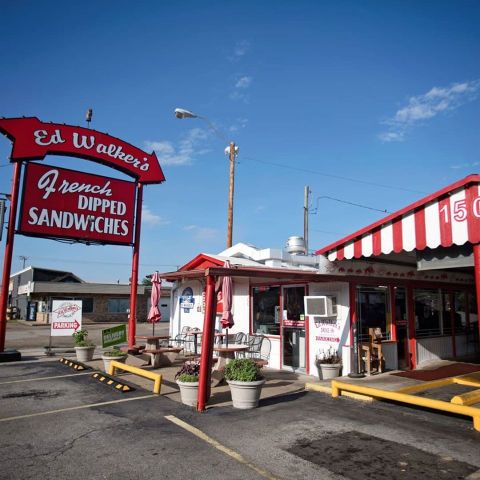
[282,286,306,371]
[395,287,410,369]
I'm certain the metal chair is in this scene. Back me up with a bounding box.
[234,332,248,345]
[243,335,271,367]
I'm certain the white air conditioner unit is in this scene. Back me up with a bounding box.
[304,296,337,318]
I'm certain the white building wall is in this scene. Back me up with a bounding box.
[307,282,350,376]
[170,280,205,338]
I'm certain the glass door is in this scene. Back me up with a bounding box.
[282,286,306,371]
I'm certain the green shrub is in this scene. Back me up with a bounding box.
[72,329,94,347]
[177,374,199,383]
[103,348,125,357]
[224,358,261,382]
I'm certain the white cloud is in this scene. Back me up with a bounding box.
[142,206,170,226]
[229,118,248,132]
[379,79,480,142]
[450,161,480,170]
[235,76,252,89]
[183,224,218,241]
[230,75,253,102]
[228,40,250,62]
[145,128,209,166]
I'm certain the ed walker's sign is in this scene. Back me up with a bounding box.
[0,117,165,184]
[19,163,136,245]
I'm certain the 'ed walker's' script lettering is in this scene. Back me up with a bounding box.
[33,129,150,172]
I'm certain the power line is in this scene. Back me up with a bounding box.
[242,155,426,194]
[310,196,389,215]
[22,256,178,268]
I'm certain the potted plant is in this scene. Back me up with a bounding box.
[175,360,200,407]
[101,347,127,372]
[316,347,342,380]
[225,358,265,409]
[72,329,96,362]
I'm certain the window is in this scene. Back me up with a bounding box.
[283,286,305,321]
[79,298,94,313]
[356,285,390,340]
[252,286,280,335]
[414,289,441,337]
[107,298,130,313]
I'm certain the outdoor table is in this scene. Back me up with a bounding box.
[212,345,249,371]
[188,330,203,356]
[136,335,170,349]
[136,336,170,364]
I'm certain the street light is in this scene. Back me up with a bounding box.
[174,107,239,248]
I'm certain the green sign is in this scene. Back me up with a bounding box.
[102,324,127,348]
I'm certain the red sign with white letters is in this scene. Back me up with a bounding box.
[0,117,165,184]
[19,163,136,245]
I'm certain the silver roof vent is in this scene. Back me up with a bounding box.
[285,236,306,256]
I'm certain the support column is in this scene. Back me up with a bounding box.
[389,285,397,341]
[406,285,416,369]
[198,274,216,411]
[128,183,143,348]
[450,292,456,358]
[0,162,22,352]
[473,244,480,343]
[348,282,364,378]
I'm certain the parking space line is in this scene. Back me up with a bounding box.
[0,372,93,385]
[0,394,156,423]
[165,415,278,480]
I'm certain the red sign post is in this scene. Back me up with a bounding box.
[0,117,165,354]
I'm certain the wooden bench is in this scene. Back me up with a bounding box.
[120,345,145,355]
[254,359,268,368]
[142,347,183,368]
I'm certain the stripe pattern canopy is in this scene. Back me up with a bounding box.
[315,175,480,261]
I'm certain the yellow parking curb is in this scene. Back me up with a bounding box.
[109,361,162,394]
[332,379,480,432]
[306,382,374,402]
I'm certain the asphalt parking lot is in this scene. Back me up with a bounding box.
[1,358,480,480]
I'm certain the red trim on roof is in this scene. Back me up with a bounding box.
[315,174,480,256]
[178,254,224,271]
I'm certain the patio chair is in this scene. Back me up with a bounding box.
[360,328,385,375]
[234,332,248,345]
[174,326,188,346]
[174,326,193,351]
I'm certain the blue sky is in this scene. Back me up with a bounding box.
[1,1,479,282]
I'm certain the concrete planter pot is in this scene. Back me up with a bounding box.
[74,346,95,362]
[101,354,127,372]
[176,380,199,407]
[227,378,266,409]
[317,363,342,380]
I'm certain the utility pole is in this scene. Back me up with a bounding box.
[19,256,28,269]
[304,186,310,254]
[226,142,238,249]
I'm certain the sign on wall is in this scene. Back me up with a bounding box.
[19,163,136,245]
[51,300,82,337]
[179,287,195,313]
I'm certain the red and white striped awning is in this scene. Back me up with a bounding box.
[316,175,480,261]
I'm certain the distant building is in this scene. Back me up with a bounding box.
[8,266,171,324]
